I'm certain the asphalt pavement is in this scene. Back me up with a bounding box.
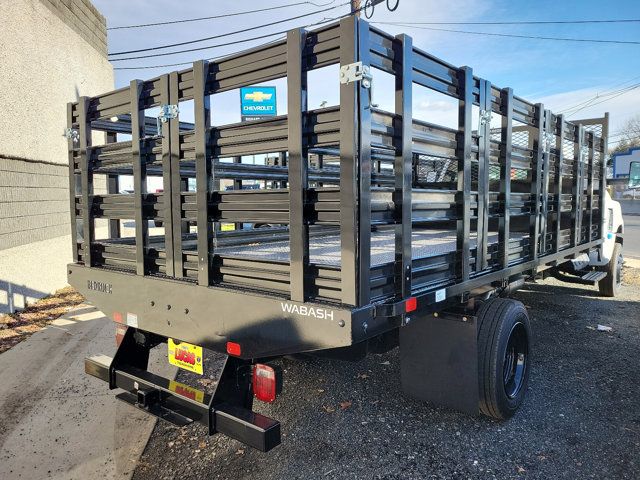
[620,200,640,259]
[0,307,175,480]
[133,274,640,480]
[622,214,640,259]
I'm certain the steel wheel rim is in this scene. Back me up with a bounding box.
[503,321,528,399]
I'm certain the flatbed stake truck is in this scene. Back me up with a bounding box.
[67,17,624,452]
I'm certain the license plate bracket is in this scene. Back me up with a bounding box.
[168,338,203,375]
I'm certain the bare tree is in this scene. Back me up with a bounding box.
[610,115,640,156]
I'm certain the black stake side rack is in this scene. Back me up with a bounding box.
[67,16,608,358]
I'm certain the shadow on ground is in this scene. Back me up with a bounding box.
[0,281,51,314]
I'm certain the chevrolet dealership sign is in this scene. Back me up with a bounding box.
[240,86,277,121]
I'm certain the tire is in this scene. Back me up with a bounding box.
[599,242,623,297]
[477,298,532,420]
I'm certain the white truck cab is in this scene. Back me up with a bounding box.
[564,190,624,297]
[570,190,624,296]
[590,190,624,266]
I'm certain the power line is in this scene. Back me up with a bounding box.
[110,11,348,63]
[373,22,640,45]
[107,1,338,30]
[610,124,640,139]
[609,135,640,145]
[558,83,640,115]
[113,39,283,70]
[567,84,640,118]
[609,131,633,139]
[609,130,627,138]
[375,19,640,26]
[110,28,298,62]
[608,132,638,142]
[109,1,351,56]
[112,10,355,70]
[553,74,640,112]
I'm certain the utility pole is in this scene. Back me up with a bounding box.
[351,0,361,16]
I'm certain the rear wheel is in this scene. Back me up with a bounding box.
[477,298,531,420]
[599,242,623,297]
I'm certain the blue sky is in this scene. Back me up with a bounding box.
[95,0,640,141]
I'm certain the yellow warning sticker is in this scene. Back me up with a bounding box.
[168,380,205,403]
[221,223,235,231]
[168,338,203,375]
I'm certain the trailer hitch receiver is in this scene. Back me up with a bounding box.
[84,328,281,452]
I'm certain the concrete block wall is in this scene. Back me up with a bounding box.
[0,157,69,251]
[39,0,108,56]
[0,0,114,313]
[0,0,113,166]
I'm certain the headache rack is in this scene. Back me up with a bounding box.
[67,16,608,349]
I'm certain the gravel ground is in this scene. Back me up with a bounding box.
[134,270,640,480]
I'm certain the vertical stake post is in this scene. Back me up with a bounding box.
[159,74,175,277]
[555,115,565,252]
[67,102,80,263]
[529,103,543,261]
[456,67,473,282]
[287,27,309,302]
[599,113,609,240]
[476,79,492,271]
[79,96,94,267]
[356,20,372,306]
[499,88,513,269]
[193,60,213,287]
[587,131,595,242]
[573,125,584,246]
[540,109,552,255]
[130,81,148,275]
[393,33,413,302]
[193,60,212,286]
[169,71,184,278]
[339,16,359,306]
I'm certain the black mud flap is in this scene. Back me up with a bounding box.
[85,329,281,452]
[399,311,479,415]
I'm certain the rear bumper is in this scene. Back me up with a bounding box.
[85,354,281,452]
[69,263,369,358]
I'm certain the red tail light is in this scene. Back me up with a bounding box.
[252,364,280,403]
[115,324,128,346]
[226,341,241,356]
[405,296,417,313]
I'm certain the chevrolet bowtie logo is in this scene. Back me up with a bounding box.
[244,91,273,102]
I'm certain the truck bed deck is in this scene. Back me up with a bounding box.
[101,228,523,267]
